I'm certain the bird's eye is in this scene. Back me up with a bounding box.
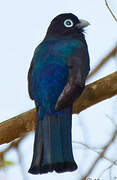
[64,19,73,28]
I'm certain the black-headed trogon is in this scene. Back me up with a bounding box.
[28,13,90,174]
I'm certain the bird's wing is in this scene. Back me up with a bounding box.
[28,60,34,99]
[28,45,41,100]
[55,43,90,111]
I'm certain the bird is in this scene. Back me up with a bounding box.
[28,13,90,175]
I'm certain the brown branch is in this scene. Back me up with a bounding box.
[73,71,117,113]
[0,72,117,145]
[105,0,117,22]
[0,110,36,144]
[80,129,117,180]
[87,45,117,79]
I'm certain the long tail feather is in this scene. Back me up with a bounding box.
[28,107,77,174]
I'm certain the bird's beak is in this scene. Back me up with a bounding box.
[75,19,90,29]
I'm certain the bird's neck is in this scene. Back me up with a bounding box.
[44,32,86,44]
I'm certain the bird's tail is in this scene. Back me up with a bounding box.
[28,107,77,174]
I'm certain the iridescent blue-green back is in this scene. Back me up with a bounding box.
[29,37,81,114]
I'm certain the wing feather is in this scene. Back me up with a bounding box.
[55,43,90,110]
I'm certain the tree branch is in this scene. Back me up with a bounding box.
[87,45,117,79]
[0,72,117,145]
[73,71,117,113]
[0,110,36,144]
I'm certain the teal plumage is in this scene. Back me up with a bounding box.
[28,13,90,174]
[29,38,81,106]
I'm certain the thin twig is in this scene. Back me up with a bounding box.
[79,130,117,180]
[17,148,28,180]
[73,141,117,166]
[0,136,26,161]
[87,45,117,79]
[0,136,25,168]
[105,0,117,22]
[109,167,113,180]
[105,114,117,128]
[98,160,117,179]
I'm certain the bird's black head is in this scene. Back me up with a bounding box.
[45,13,90,38]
